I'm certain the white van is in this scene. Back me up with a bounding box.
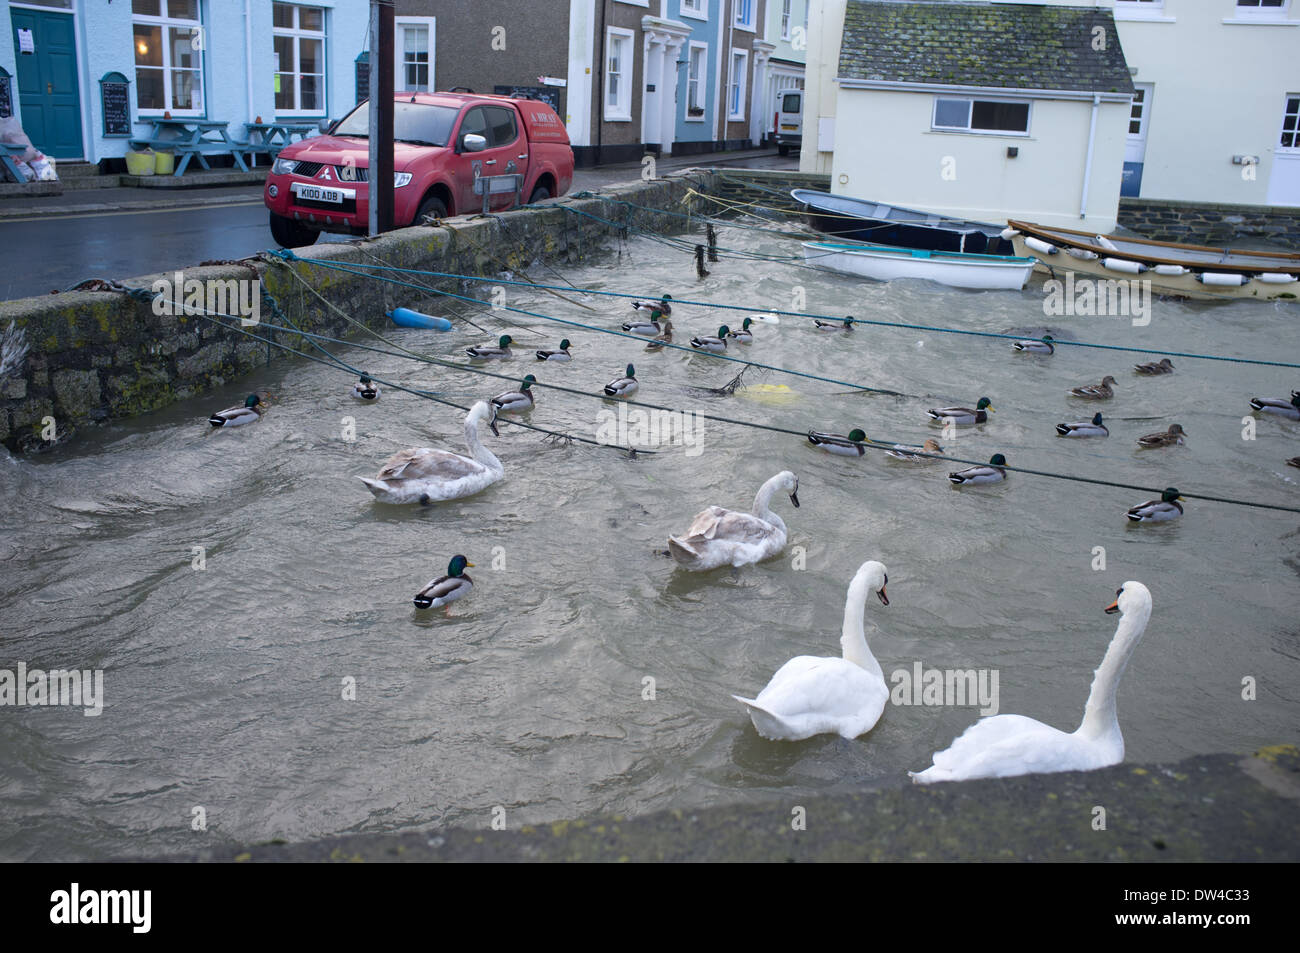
[774,88,803,156]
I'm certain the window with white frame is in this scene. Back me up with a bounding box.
[1280,94,1300,149]
[932,96,1030,134]
[605,28,633,121]
[728,49,748,120]
[394,18,436,92]
[781,0,792,38]
[734,0,756,30]
[686,42,707,119]
[132,0,204,114]
[680,0,706,19]
[1236,0,1288,14]
[273,4,326,115]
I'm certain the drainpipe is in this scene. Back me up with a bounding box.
[1079,92,1100,219]
[596,0,607,165]
[245,0,255,122]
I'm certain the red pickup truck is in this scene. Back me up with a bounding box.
[264,91,574,247]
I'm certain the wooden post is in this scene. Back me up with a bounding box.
[368,1,395,235]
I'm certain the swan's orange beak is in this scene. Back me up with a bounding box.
[1104,599,1120,614]
[877,585,889,606]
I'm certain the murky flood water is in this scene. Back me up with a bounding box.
[2,222,1298,861]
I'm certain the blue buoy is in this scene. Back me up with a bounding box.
[387,307,453,331]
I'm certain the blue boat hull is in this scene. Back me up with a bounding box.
[388,308,452,331]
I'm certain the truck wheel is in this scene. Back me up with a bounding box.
[415,195,448,223]
[528,185,552,204]
[778,144,790,157]
[269,213,320,248]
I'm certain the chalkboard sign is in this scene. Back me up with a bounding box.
[99,71,131,137]
[494,85,561,114]
[0,68,12,120]
[355,52,369,105]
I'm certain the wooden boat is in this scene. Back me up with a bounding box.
[1005,220,1300,302]
[802,240,1036,291]
[791,189,1013,255]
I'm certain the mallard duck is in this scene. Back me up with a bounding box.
[490,374,536,416]
[732,561,890,741]
[1249,391,1300,420]
[927,397,993,426]
[358,401,504,504]
[413,555,474,609]
[1057,413,1108,438]
[807,428,867,456]
[911,583,1152,783]
[1134,358,1174,375]
[603,363,638,398]
[622,310,663,336]
[1137,424,1186,448]
[645,321,674,351]
[727,318,755,344]
[535,339,571,361]
[209,393,266,427]
[815,317,853,331]
[949,453,1007,485]
[466,334,513,359]
[690,325,730,352]
[632,293,672,316]
[351,374,380,401]
[1288,457,1300,469]
[1126,487,1183,522]
[884,438,944,463]
[668,470,799,571]
[1013,335,1054,354]
[1070,376,1117,399]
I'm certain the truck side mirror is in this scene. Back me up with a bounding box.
[319,118,335,134]
[460,133,487,154]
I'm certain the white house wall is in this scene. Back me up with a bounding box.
[830,87,1129,231]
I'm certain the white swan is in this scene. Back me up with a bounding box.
[358,401,504,504]
[667,470,799,571]
[733,561,890,740]
[910,581,1152,783]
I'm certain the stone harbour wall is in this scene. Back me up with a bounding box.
[1118,197,1300,247]
[0,173,709,452]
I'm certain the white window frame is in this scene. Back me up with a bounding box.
[728,48,748,121]
[393,16,436,93]
[1279,92,1300,151]
[686,41,708,122]
[931,95,1031,137]
[272,3,327,117]
[781,0,792,39]
[1235,0,1289,15]
[680,0,707,20]
[132,0,205,116]
[604,27,634,122]
[734,0,756,32]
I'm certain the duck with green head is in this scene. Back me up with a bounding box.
[690,325,731,353]
[604,363,638,398]
[535,339,572,362]
[623,309,663,336]
[1126,487,1183,522]
[632,293,672,316]
[949,453,1007,485]
[727,318,756,344]
[815,316,854,331]
[808,427,868,457]
[490,374,537,417]
[414,555,474,609]
[1249,390,1300,420]
[1056,413,1108,438]
[466,335,514,359]
[927,397,993,426]
[209,393,267,427]
[1013,335,1054,355]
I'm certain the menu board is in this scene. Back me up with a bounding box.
[100,72,131,137]
[494,85,560,114]
[355,53,369,105]
[0,72,12,120]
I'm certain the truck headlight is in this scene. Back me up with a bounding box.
[394,172,413,187]
[271,157,296,176]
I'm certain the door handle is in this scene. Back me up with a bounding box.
[517,154,528,160]
[485,159,497,165]
[47,82,54,94]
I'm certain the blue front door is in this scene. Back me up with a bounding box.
[11,8,84,159]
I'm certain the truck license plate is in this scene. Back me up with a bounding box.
[292,183,347,203]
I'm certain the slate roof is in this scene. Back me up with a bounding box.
[838,1,1134,95]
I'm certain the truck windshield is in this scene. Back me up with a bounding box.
[332,101,460,146]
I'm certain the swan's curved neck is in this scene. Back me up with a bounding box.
[1077,599,1151,741]
[465,413,503,474]
[841,575,883,679]
[751,475,787,533]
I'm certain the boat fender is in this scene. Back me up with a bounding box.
[1000,227,1021,240]
[1257,272,1299,285]
[1196,272,1247,287]
[1065,247,1100,261]
[1102,258,1147,274]
[388,307,454,330]
[1024,236,1058,255]
[1153,264,1190,276]
[1094,235,1119,251]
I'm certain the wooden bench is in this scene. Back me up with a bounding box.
[0,142,30,183]
[127,118,254,176]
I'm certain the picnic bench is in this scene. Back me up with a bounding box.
[1,141,30,183]
[128,118,254,176]
[243,122,315,166]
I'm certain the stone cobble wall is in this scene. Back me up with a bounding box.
[1118,197,1300,247]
